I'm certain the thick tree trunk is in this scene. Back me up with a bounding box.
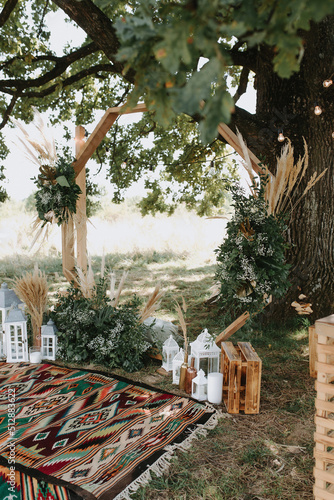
[250,17,334,320]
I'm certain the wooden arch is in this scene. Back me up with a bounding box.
[63,103,263,280]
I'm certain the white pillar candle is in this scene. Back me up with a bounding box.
[207,372,223,404]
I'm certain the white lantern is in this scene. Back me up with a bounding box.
[172,348,184,385]
[191,369,208,401]
[190,328,220,376]
[4,304,28,362]
[41,319,58,361]
[0,283,23,355]
[162,335,179,372]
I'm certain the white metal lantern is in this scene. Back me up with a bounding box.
[4,304,28,362]
[172,348,184,385]
[0,283,23,355]
[41,319,58,361]
[191,369,208,401]
[190,328,220,376]
[162,335,179,372]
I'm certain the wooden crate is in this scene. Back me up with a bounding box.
[221,341,262,414]
[221,341,241,413]
[314,314,334,500]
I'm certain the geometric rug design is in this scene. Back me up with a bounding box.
[0,363,217,499]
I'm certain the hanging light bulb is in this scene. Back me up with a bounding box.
[323,79,333,88]
[277,130,285,142]
[314,103,323,115]
[332,131,334,139]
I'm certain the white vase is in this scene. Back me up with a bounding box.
[29,347,42,364]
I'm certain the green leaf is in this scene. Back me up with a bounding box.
[56,175,70,187]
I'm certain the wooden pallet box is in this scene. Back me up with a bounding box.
[314,314,334,500]
[220,341,262,414]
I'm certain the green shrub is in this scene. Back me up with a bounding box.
[52,280,154,372]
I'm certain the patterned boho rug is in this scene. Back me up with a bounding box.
[0,363,217,500]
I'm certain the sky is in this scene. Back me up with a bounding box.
[2,10,256,202]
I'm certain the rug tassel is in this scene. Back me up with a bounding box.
[114,407,223,500]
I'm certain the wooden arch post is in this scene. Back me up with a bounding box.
[61,102,264,281]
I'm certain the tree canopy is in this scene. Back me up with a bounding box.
[0,0,239,214]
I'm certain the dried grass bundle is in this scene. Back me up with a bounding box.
[110,271,128,308]
[237,133,327,217]
[76,257,96,299]
[236,129,258,196]
[175,297,188,352]
[12,108,57,169]
[13,265,49,347]
[139,285,164,323]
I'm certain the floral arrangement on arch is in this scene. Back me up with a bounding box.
[12,109,81,245]
[214,134,327,316]
[215,178,289,315]
[33,157,81,227]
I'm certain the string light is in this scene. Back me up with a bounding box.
[323,79,333,88]
[277,129,285,142]
[332,131,334,139]
[314,103,323,115]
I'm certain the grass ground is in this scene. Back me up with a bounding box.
[0,249,315,500]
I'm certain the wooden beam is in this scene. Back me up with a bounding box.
[217,123,263,177]
[75,125,88,273]
[61,219,75,283]
[73,102,148,177]
[215,311,250,346]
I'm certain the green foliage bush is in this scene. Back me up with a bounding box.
[215,180,290,316]
[52,278,153,372]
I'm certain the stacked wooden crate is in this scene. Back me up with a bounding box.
[314,315,334,500]
[220,341,262,414]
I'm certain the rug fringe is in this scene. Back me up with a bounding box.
[113,406,223,500]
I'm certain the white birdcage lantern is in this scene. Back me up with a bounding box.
[190,328,220,376]
[0,283,23,355]
[41,319,58,360]
[4,304,28,362]
[172,348,184,385]
[162,335,179,372]
[191,369,208,401]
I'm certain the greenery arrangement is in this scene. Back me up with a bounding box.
[215,136,327,317]
[33,157,82,226]
[215,179,290,316]
[52,274,157,372]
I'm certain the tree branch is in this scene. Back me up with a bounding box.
[218,105,276,161]
[22,63,120,98]
[0,95,18,129]
[0,0,19,27]
[233,67,250,103]
[229,47,257,73]
[52,0,131,79]
[0,42,98,90]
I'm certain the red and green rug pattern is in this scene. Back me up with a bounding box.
[0,363,216,500]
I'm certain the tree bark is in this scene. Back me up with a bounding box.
[236,17,334,320]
